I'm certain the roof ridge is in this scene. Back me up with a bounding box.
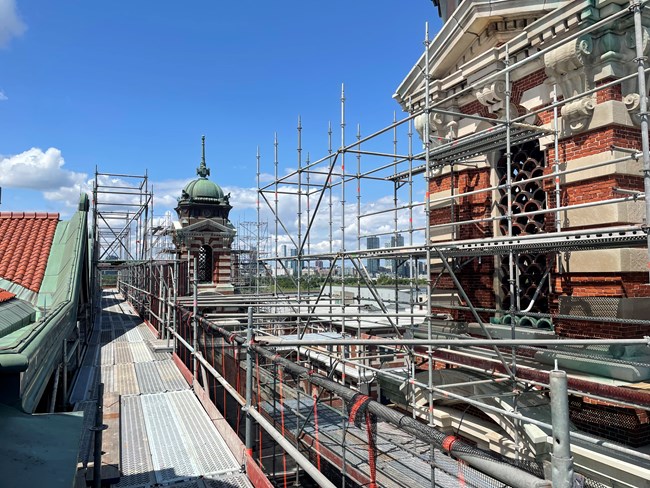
[0,212,60,220]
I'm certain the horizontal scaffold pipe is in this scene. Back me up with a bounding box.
[257,337,650,347]
[196,314,551,488]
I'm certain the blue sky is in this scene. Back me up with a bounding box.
[0,0,441,251]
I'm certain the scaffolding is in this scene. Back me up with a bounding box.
[92,168,153,264]
[246,1,650,486]
[113,2,650,487]
[232,220,271,294]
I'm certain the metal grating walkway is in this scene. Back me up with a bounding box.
[74,290,252,488]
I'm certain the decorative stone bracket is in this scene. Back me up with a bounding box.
[544,35,596,134]
[618,25,650,125]
[414,110,460,147]
[544,21,650,130]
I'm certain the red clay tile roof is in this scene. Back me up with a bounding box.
[0,288,16,303]
[0,212,59,293]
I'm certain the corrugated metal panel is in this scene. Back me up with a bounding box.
[203,475,254,488]
[137,323,157,342]
[166,390,240,477]
[101,343,114,366]
[135,362,166,394]
[130,342,154,363]
[156,360,189,391]
[153,351,172,361]
[114,341,134,364]
[115,363,140,396]
[126,327,144,343]
[113,327,128,343]
[101,364,115,393]
[116,395,156,488]
[140,392,200,484]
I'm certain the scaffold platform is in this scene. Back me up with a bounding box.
[73,290,251,488]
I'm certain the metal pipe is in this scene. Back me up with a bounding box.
[340,83,348,382]
[247,406,337,488]
[328,121,334,318]
[423,23,436,464]
[163,322,336,488]
[245,307,254,456]
[550,369,574,488]
[274,133,279,296]
[297,116,303,337]
[92,383,104,488]
[49,363,62,413]
[632,0,650,282]
[248,336,550,488]
[256,146,261,296]
[192,255,198,383]
[428,193,645,233]
[436,249,515,378]
[258,337,650,347]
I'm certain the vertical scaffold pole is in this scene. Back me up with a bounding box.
[274,133,279,296]
[393,111,399,314]
[504,41,521,460]
[295,116,303,485]
[192,255,198,384]
[550,368,574,488]
[632,0,650,281]
[256,146,261,296]
[297,116,303,336]
[340,82,348,488]
[341,83,347,340]
[306,151,311,278]
[245,307,254,456]
[423,21,436,487]
[356,123,362,339]
[328,122,334,318]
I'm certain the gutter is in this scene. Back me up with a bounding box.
[0,353,29,372]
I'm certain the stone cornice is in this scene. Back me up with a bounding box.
[394,0,566,110]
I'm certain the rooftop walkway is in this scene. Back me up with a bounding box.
[73,290,252,488]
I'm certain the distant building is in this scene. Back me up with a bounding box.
[366,236,380,276]
[388,234,409,278]
[290,247,298,277]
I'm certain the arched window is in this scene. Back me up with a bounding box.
[197,245,213,283]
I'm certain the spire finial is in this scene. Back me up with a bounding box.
[197,135,210,178]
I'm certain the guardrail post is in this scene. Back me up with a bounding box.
[550,368,574,488]
[245,307,254,456]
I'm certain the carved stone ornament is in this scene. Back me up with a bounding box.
[414,112,443,146]
[475,81,507,116]
[544,35,596,134]
[619,25,650,125]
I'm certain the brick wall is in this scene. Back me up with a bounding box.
[547,125,642,162]
[431,69,647,334]
[429,167,494,320]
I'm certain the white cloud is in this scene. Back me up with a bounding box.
[0,90,7,101]
[0,147,86,191]
[0,0,26,48]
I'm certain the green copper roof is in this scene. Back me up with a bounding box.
[0,403,84,488]
[182,177,225,201]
